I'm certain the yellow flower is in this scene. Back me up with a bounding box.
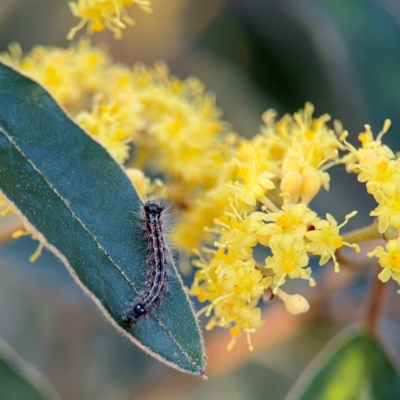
[371,192,400,233]
[191,248,271,351]
[231,140,276,206]
[213,199,265,259]
[257,203,317,249]
[305,212,359,272]
[340,121,400,291]
[265,242,311,290]
[340,121,394,190]
[0,40,110,111]
[186,104,358,349]
[341,121,393,175]
[130,62,232,186]
[340,120,399,236]
[261,102,344,204]
[368,238,400,291]
[67,0,153,39]
[75,94,142,163]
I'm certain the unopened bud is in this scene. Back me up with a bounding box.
[280,171,302,199]
[284,294,310,315]
[300,170,321,204]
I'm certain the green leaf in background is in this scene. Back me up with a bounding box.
[0,338,61,400]
[286,329,400,400]
[0,61,205,376]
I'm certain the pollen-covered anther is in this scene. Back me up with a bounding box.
[300,170,321,204]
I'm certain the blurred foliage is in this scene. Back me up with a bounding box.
[287,330,400,400]
[1,0,400,399]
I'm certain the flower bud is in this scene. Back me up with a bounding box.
[280,171,302,199]
[300,170,321,204]
[284,294,310,315]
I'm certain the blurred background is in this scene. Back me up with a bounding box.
[1,0,400,399]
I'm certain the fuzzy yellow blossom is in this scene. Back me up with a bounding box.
[258,203,317,249]
[231,140,277,206]
[187,105,357,349]
[213,200,265,259]
[175,103,344,254]
[340,121,400,290]
[260,205,356,290]
[0,40,110,111]
[191,249,271,351]
[340,122,400,234]
[75,95,143,163]
[368,238,400,292]
[172,183,236,252]
[371,192,400,233]
[68,0,153,39]
[128,62,232,186]
[305,212,359,272]
[265,242,311,289]
[261,102,344,205]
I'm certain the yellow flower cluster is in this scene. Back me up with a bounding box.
[67,0,153,39]
[188,105,358,349]
[0,41,365,350]
[341,122,400,291]
[1,40,110,112]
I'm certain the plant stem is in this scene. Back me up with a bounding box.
[341,220,383,244]
[363,263,388,334]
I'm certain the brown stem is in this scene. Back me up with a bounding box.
[363,262,388,334]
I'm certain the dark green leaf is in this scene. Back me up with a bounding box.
[0,338,61,400]
[286,329,400,400]
[0,61,205,375]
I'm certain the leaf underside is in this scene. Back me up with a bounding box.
[0,61,205,375]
